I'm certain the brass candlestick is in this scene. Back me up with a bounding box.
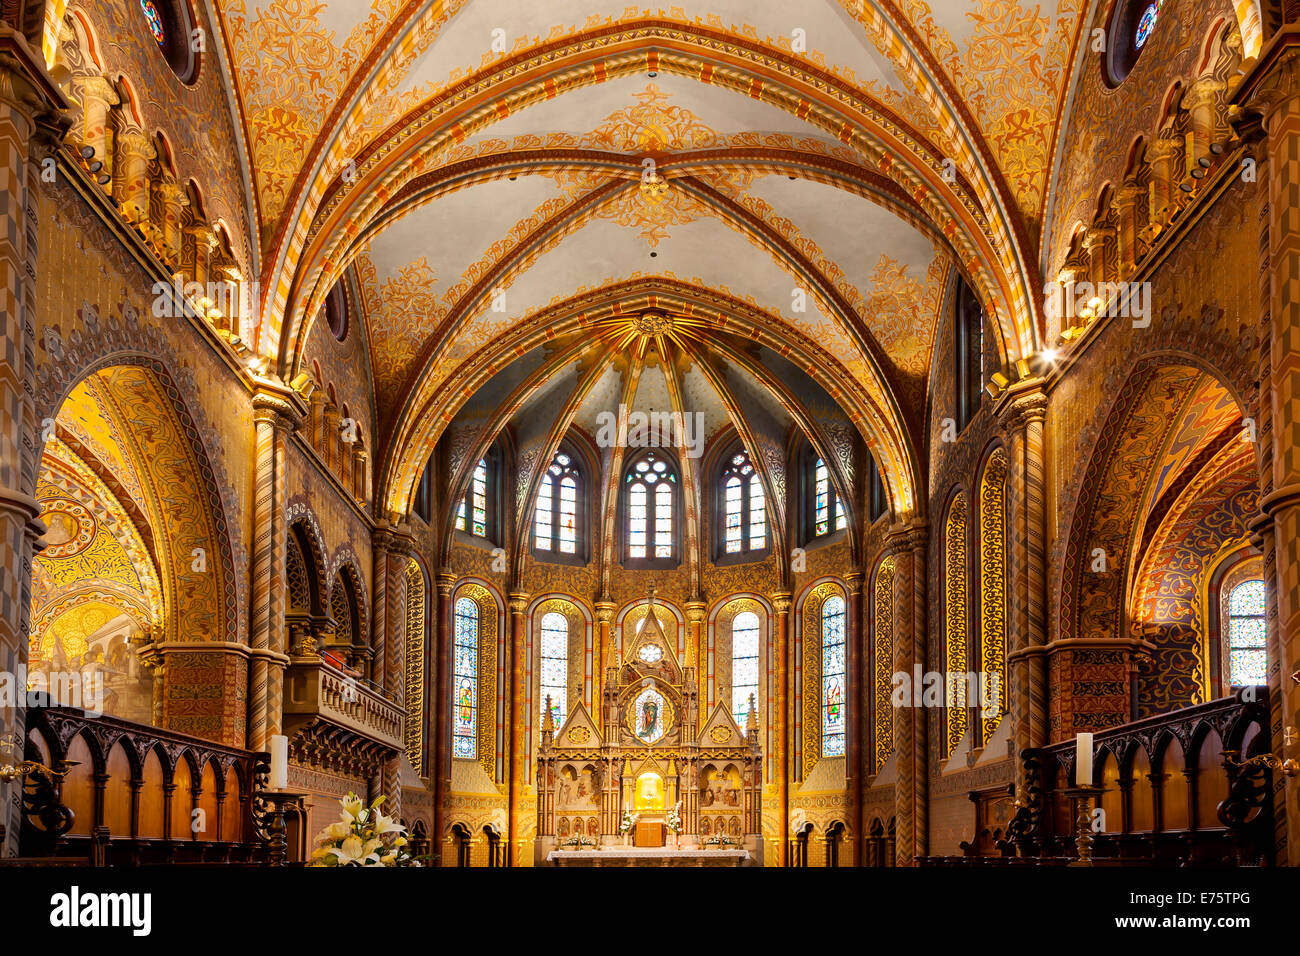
[1062,786,1103,867]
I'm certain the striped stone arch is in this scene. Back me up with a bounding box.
[33,300,248,644]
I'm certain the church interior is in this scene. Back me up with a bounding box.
[0,0,1299,881]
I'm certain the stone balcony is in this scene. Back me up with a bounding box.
[283,656,403,772]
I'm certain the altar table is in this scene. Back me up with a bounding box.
[546,847,751,867]
[634,820,665,847]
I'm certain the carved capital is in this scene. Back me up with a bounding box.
[999,389,1049,431]
[434,571,457,598]
[885,520,927,556]
[507,591,530,616]
[769,591,792,615]
[594,601,616,624]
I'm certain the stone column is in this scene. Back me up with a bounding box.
[153,175,187,266]
[594,600,614,708]
[770,589,792,866]
[110,124,153,225]
[0,31,68,856]
[1239,36,1300,865]
[432,572,456,862]
[506,590,533,865]
[1146,135,1184,227]
[888,523,928,865]
[1184,76,1227,174]
[685,599,706,729]
[1113,182,1146,276]
[844,568,864,866]
[68,73,116,178]
[248,386,304,752]
[1001,391,1050,791]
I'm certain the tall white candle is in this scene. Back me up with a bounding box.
[1075,732,1093,786]
[270,734,288,790]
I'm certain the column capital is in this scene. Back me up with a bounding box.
[372,522,415,561]
[998,388,1048,431]
[684,601,707,623]
[0,28,70,119]
[885,521,927,555]
[434,571,457,597]
[1233,26,1300,122]
[69,72,119,106]
[769,591,793,615]
[507,591,530,615]
[252,384,307,430]
[593,601,616,623]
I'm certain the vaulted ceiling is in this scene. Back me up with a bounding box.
[213,0,1089,520]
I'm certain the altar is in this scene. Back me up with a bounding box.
[535,592,763,864]
[547,847,751,867]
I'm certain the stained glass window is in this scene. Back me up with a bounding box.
[139,0,166,47]
[732,611,760,726]
[625,450,676,561]
[1228,579,1266,687]
[822,595,846,757]
[534,451,580,555]
[456,458,489,538]
[721,449,767,555]
[813,457,844,538]
[453,597,479,759]
[539,611,568,731]
[1134,0,1164,49]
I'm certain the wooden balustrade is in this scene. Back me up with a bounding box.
[283,656,403,751]
[920,689,1273,866]
[11,707,283,866]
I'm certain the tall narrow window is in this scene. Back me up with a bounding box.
[811,456,845,539]
[413,456,434,524]
[456,458,490,538]
[534,451,581,557]
[955,279,983,432]
[822,595,847,757]
[453,597,479,759]
[624,450,677,565]
[868,454,887,522]
[732,611,760,725]
[1227,580,1267,687]
[539,611,569,730]
[719,449,767,557]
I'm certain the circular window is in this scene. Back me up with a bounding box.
[136,0,199,84]
[324,283,348,342]
[1104,0,1165,88]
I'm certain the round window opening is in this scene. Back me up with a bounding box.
[1104,0,1165,88]
[137,0,199,84]
[324,283,348,342]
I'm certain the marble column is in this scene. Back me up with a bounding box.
[1000,390,1050,793]
[248,386,304,752]
[432,571,456,862]
[844,568,864,866]
[1238,36,1300,865]
[0,31,67,856]
[506,590,532,865]
[770,589,792,866]
[888,523,928,865]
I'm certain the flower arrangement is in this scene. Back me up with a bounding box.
[618,809,639,835]
[703,832,737,848]
[308,792,419,867]
[561,832,596,849]
[665,802,682,835]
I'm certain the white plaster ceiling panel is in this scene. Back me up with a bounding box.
[393,0,903,101]
[511,362,582,512]
[364,175,565,296]
[572,362,626,436]
[631,358,673,419]
[486,215,849,347]
[678,359,728,444]
[448,74,843,155]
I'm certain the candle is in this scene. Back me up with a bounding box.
[1075,732,1093,786]
[270,734,288,790]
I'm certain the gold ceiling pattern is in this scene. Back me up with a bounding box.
[195,1,1103,520]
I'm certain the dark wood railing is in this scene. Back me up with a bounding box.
[921,688,1274,866]
[12,707,286,865]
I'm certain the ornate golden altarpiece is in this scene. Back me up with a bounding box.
[536,595,762,862]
